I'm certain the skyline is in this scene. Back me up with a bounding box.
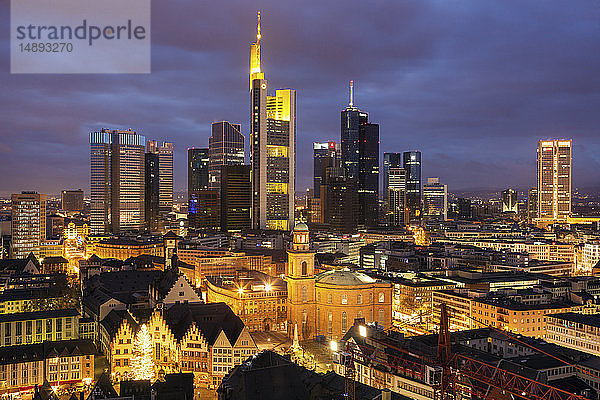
[1,1,599,196]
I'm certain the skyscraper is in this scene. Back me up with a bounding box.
[501,189,518,213]
[423,177,447,221]
[145,152,160,231]
[11,192,46,258]
[403,151,422,222]
[61,190,84,212]
[388,167,406,226]
[313,141,341,198]
[188,148,210,196]
[220,165,251,233]
[250,13,296,230]
[527,187,538,222]
[537,139,572,222]
[209,121,244,191]
[147,140,174,215]
[341,81,379,227]
[383,153,402,202]
[90,129,146,234]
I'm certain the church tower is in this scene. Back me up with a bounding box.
[286,222,316,340]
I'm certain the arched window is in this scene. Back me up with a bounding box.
[379,292,385,303]
[357,294,363,304]
[341,294,348,305]
[327,293,333,304]
[317,308,320,332]
[302,309,308,324]
[302,286,307,302]
[327,311,333,334]
[369,293,373,303]
[317,292,321,302]
[378,309,385,326]
[301,261,307,276]
[342,311,347,332]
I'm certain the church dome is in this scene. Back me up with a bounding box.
[293,222,309,232]
[316,268,376,286]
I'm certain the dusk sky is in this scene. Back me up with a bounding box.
[1,0,599,197]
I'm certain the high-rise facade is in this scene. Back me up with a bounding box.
[61,190,84,212]
[527,187,538,222]
[383,153,402,202]
[11,192,46,258]
[313,142,341,198]
[537,139,572,222]
[220,165,251,233]
[388,167,406,226]
[340,82,379,228]
[501,189,518,213]
[147,140,174,215]
[423,177,447,221]
[250,13,296,230]
[90,129,146,234]
[145,152,160,231]
[403,151,422,222]
[188,148,210,195]
[209,121,244,191]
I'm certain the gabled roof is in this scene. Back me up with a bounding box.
[0,252,40,274]
[163,302,245,345]
[87,372,118,400]
[34,379,59,400]
[163,230,181,240]
[0,339,96,366]
[100,309,140,340]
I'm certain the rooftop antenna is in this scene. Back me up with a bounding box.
[349,80,354,107]
[256,11,261,43]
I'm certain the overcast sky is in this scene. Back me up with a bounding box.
[1,0,599,197]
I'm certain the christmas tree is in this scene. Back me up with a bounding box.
[131,324,155,380]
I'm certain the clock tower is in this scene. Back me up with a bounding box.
[286,222,316,339]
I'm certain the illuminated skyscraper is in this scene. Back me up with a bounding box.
[313,141,341,198]
[221,165,251,233]
[383,153,402,202]
[11,191,46,258]
[145,152,159,231]
[537,139,572,222]
[403,151,422,222]
[147,140,174,215]
[423,177,447,221]
[501,189,518,213]
[341,82,379,227]
[527,187,538,222]
[250,12,296,230]
[388,167,406,226]
[209,121,244,191]
[61,189,84,212]
[188,148,209,195]
[90,129,146,234]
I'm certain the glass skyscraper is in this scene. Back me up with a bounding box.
[403,150,422,222]
[313,141,341,198]
[383,153,402,202]
[188,148,209,195]
[147,140,174,216]
[209,121,244,191]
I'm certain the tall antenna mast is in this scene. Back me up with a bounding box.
[257,11,261,43]
[349,80,354,107]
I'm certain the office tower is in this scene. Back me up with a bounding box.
[11,192,46,258]
[340,81,379,227]
[457,198,472,220]
[249,13,296,230]
[147,140,174,215]
[188,190,219,232]
[209,121,244,191]
[527,187,538,222]
[321,177,359,233]
[383,153,402,202]
[220,165,251,233]
[403,151,422,222]
[537,139,572,222]
[423,177,447,221]
[61,190,84,212]
[501,189,518,213]
[388,167,407,226]
[90,129,145,234]
[188,148,210,196]
[145,152,160,231]
[313,142,341,198]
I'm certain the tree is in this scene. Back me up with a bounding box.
[131,324,155,380]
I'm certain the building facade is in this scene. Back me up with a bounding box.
[61,190,84,213]
[145,152,160,231]
[147,140,174,216]
[501,189,518,213]
[90,129,146,234]
[11,192,46,259]
[220,165,251,233]
[422,178,447,221]
[403,151,422,222]
[208,121,244,192]
[383,153,402,203]
[388,167,407,226]
[536,139,572,222]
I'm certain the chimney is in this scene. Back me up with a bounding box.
[382,388,392,400]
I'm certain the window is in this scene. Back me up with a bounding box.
[317,308,320,332]
[327,294,333,304]
[378,293,385,303]
[317,292,321,302]
[302,286,307,302]
[369,293,373,303]
[379,309,385,326]
[301,261,307,276]
[341,294,347,305]
[328,311,333,334]
[302,309,308,324]
[342,312,347,332]
[357,294,362,304]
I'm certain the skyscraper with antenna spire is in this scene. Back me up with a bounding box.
[249,12,296,230]
[341,81,379,228]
